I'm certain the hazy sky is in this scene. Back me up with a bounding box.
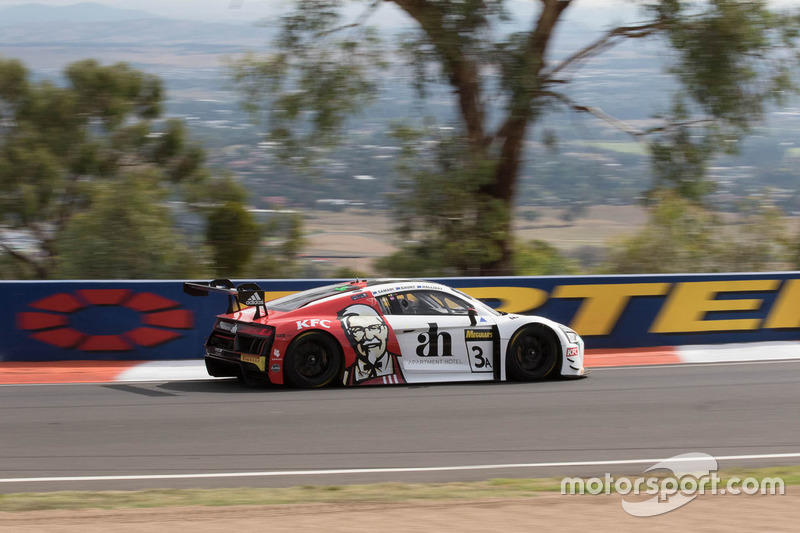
[0,0,637,24]
[0,0,291,21]
[0,1,793,26]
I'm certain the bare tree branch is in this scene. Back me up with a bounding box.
[0,240,44,277]
[545,20,663,79]
[393,0,488,147]
[315,0,384,37]
[543,90,715,139]
[488,0,573,201]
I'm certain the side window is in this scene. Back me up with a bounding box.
[377,293,415,315]
[377,295,393,315]
[431,292,471,315]
[393,292,425,315]
[385,291,472,316]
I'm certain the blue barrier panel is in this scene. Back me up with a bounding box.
[1,273,798,362]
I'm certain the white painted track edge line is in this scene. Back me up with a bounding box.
[591,359,800,371]
[2,452,800,484]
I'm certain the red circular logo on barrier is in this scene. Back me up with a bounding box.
[16,289,193,352]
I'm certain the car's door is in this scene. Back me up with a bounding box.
[378,290,497,383]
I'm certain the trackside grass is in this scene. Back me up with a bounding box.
[0,466,797,512]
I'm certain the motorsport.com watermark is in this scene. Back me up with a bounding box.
[561,453,785,517]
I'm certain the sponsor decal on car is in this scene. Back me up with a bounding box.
[244,293,265,306]
[241,353,266,371]
[465,328,494,340]
[338,303,407,386]
[272,348,281,359]
[464,329,494,373]
[416,323,453,357]
[296,319,332,330]
[405,358,465,366]
[371,284,441,296]
[271,363,281,373]
[566,346,580,357]
[351,292,369,301]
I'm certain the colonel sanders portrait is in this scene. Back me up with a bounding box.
[338,304,405,385]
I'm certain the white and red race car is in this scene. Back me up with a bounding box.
[185,279,586,387]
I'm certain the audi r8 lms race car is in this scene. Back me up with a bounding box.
[184,279,586,387]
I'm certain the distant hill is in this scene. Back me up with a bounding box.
[0,2,272,47]
[0,19,269,47]
[0,2,160,26]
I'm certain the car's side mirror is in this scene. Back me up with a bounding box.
[468,308,477,326]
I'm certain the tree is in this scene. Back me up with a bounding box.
[603,190,794,273]
[0,59,209,278]
[243,212,307,278]
[514,239,580,276]
[206,200,262,278]
[233,0,799,275]
[57,171,210,279]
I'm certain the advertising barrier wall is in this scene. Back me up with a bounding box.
[1,272,798,362]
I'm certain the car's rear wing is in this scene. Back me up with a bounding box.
[183,279,269,319]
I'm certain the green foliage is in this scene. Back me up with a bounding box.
[376,128,508,276]
[189,175,308,280]
[0,58,216,279]
[230,0,386,169]
[184,173,248,208]
[241,213,307,278]
[330,267,369,280]
[604,190,794,274]
[66,59,162,129]
[513,240,580,276]
[647,124,718,203]
[57,172,210,279]
[644,1,800,204]
[652,0,797,128]
[233,1,800,275]
[0,252,36,279]
[205,201,262,278]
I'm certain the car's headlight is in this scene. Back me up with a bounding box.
[559,325,580,343]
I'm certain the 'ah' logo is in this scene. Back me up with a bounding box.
[416,323,452,357]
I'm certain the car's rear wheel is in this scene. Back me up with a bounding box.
[506,325,560,381]
[284,332,342,388]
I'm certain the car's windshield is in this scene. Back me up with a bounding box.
[267,283,360,312]
[450,288,504,316]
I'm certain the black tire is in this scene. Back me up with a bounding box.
[506,325,560,381]
[284,332,342,388]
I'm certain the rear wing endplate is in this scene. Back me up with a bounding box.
[183,279,269,319]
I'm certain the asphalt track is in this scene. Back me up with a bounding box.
[1,360,799,493]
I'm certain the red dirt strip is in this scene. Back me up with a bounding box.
[583,347,681,368]
[0,361,139,385]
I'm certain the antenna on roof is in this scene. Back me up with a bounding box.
[352,258,363,283]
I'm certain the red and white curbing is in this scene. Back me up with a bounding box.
[1,342,799,385]
[585,341,800,368]
[115,360,211,382]
[676,341,800,364]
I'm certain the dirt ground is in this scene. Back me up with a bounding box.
[302,205,647,274]
[1,491,795,533]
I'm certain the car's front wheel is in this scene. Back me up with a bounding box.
[506,325,560,381]
[284,332,342,388]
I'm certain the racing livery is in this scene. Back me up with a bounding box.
[184,279,586,387]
